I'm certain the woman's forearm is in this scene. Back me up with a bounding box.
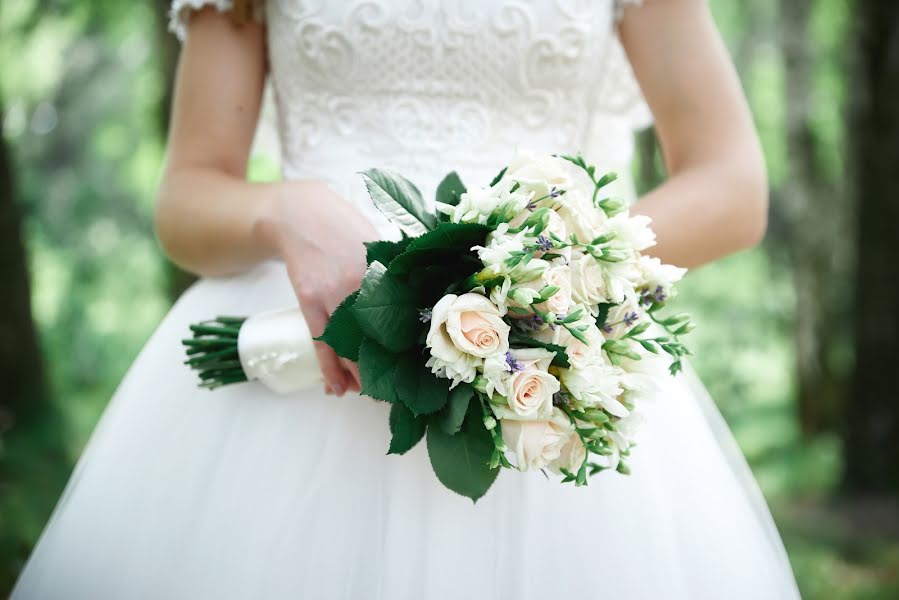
[155,165,281,277]
[629,152,768,269]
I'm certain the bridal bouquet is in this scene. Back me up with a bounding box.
[182,151,692,501]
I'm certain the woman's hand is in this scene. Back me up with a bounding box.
[254,180,379,397]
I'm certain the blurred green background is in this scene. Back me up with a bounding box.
[2,0,898,596]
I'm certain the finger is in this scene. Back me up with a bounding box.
[339,358,361,392]
[314,343,347,396]
[299,302,347,395]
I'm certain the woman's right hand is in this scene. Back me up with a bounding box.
[254,180,379,397]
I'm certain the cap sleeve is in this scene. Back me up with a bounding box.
[168,0,265,42]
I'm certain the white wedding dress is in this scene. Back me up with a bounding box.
[13,1,801,598]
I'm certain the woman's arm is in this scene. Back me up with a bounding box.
[155,7,273,276]
[156,8,373,395]
[618,0,768,268]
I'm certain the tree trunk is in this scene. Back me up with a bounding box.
[780,0,851,435]
[0,102,48,423]
[843,0,899,494]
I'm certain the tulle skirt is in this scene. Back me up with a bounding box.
[13,260,800,599]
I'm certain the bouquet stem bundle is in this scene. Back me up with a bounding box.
[182,317,248,389]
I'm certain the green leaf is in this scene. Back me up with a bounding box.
[563,323,589,344]
[352,262,419,353]
[637,339,660,354]
[595,172,618,189]
[595,302,614,330]
[489,166,508,187]
[625,321,650,337]
[314,291,363,361]
[388,402,427,455]
[358,338,400,403]
[407,261,482,306]
[388,222,491,275]
[426,414,500,502]
[435,171,467,207]
[364,238,412,267]
[508,334,570,368]
[396,354,449,416]
[360,169,435,236]
[602,339,641,361]
[436,383,473,435]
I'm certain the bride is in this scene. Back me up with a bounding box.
[13,0,800,598]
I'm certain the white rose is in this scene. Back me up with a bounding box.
[510,264,573,317]
[569,251,609,306]
[555,189,606,244]
[504,150,573,200]
[570,250,640,307]
[560,362,630,417]
[541,265,573,315]
[534,313,605,370]
[428,293,511,361]
[500,407,573,471]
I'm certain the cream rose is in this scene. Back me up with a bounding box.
[500,347,559,420]
[550,429,587,474]
[427,293,510,361]
[500,407,573,471]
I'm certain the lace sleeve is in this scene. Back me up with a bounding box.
[168,0,265,42]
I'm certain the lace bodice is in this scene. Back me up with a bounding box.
[170,0,649,236]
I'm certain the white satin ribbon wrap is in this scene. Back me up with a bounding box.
[237,307,323,394]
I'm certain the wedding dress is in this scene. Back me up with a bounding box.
[13,1,801,598]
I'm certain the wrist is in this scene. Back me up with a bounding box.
[251,182,290,257]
